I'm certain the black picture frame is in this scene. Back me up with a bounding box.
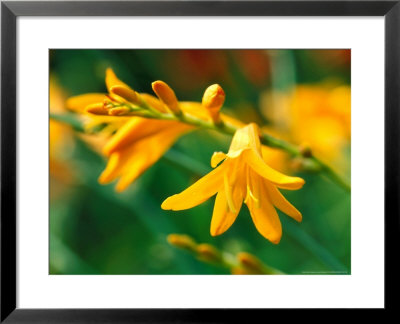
[1,0,398,321]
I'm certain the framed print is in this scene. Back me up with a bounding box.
[1,0,399,321]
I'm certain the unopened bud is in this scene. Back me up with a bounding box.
[103,97,114,109]
[85,103,108,115]
[152,81,181,115]
[108,107,131,116]
[167,234,197,252]
[197,244,221,263]
[110,85,139,105]
[237,252,264,274]
[202,84,225,124]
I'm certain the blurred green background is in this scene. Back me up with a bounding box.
[49,49,351,275]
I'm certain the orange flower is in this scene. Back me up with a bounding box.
[67,69,243,192]
[162,123,304,243]
[66,69,192,191]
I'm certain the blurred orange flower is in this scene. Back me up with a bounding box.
[261,84,351,173]
[49,77,75,183]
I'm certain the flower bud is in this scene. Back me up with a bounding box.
[108,107,131,116]
[197,243,221,263]
[237,252,264,273]
[202,84,225,124]
[152,81,181,115]
[85,103,108,115]
[110,85,139,105]
[167,234,197,252]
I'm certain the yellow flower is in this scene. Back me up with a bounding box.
[162,123,305,244]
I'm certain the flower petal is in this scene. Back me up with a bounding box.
[210,172,245,236]
[103,118,189,156]
[120,126,193,191]
[227,123,262,158]
[66,93,106,113]
[161,164,226,211]
[247,180,282,244]
[140,93,169,113]
[211,152,226,168]
[99,125,190,191]
[264,182,302,222]
[98,152,123,184]
[105,68,130,92]
[244,149,305,190]
[210,189,241,236]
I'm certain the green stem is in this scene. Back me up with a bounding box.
[312,156,351,192]
[50,108,350,192]
[50,112,85,132]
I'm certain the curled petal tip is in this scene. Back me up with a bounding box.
[161,195,189,210]
[210,228,220,237]
[105,67,116,81]
[211,152,226,168]
[270,235,282,245]
[98,174,110,185]
[105,68,130,91]
[294,177,306,188]
[161,197,173,210]
[115,180,130,193]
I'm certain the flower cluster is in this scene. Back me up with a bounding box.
[65,68,305,243]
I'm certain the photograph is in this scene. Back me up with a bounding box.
[49,49,351,275]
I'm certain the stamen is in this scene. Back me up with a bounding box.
[245,168,260,208]
[224,173,237,213]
